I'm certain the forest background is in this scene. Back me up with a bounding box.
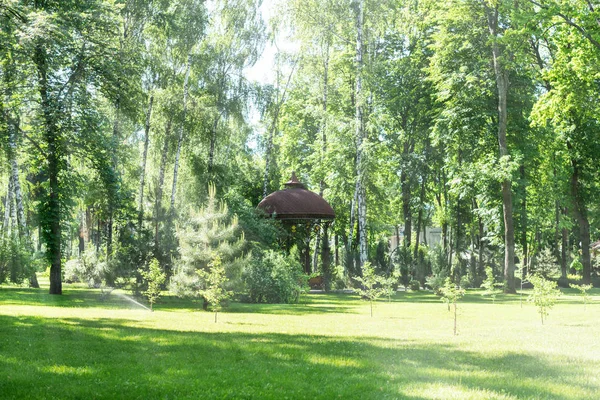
[1,0,599,296]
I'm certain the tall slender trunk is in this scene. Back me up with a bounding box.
[348,181,359,250]
[208,116,219,174]
[414,175,426,280]
[262,61,297,198]
[313,49,330,274]
[520,165,528,276]
[401,168,412,249]
[155,117,172,253]
[486,4,516,293]
[78,212,85,255]
[561,207,569,277]
[171,54,191,212]
[555,201,563,276]
[35,41,62,294]
[334,233,339,267]
[138,94,154,232]
[569,153,591,284]
[354,0,368,268]
[3,175,13,236]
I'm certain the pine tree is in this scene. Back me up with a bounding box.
[170,184,245,309]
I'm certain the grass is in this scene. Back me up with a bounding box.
[0,282,599,399]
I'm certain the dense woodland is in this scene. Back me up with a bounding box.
[1,0,599,296]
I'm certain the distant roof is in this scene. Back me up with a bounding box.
[257,172,335,220]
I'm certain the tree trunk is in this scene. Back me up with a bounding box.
[561,207,569,277]
[138,94,154,232]
[208,116,219,174]
[520,165,528,277]
[78,212,85,256]
[313,42,330,275]
[154,117,172,253]
[486,5,516,293]
[555,201,563,276]
[334,233,339,267]
[353,0,368,269]
[414,175,426,281]
[171,54,191,212]
[3,175,13,237]
[401,167,412,249]
[322,224,331,290]
[570,154,591,284]
[34,41,62,295]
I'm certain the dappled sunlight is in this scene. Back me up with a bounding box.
[39,365,92,376]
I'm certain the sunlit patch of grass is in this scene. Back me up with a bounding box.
[0,283,599,399]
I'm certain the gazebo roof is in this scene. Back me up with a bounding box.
[257,172,335,220]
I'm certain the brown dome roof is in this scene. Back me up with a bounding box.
[258,172,335,220]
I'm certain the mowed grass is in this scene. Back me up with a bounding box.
[1,282,599,399]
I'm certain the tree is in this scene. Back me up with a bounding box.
[439,277,465,335]
[353,262,386,317]
[170,184,245,308]
[197,255,232,322]
[481,266,501,303]
[571,284,592,310]
[18,0,134,294]
[138,258,166,311]
[528,274,561,324]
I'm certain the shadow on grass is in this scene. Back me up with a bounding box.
[0,315,597,399]
[0,286,152,310]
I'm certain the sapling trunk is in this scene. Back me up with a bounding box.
[453,302,457,336]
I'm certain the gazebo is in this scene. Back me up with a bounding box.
[258,172,335,274]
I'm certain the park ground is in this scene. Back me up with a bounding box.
[0,281,599,400]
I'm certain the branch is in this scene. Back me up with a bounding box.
[22,131,45,157]
[58,44,87,100]
[528,0,600,50]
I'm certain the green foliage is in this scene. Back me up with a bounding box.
[439,278,465,307]
[244,249,308,304]
[409,279,421,292]
[63,249,104,288]
[353,262,387,317]
[528,275,562,325]
[481,266,502,303]
[570,258,583,273]
[571,284,593,309]
[138,258,166,311]
[380,270,400,301]
[533,248,561,279]
[0,237,32,285]
[439,277,465,335]
[170,184,246,299]
[197,255,231,322]
[426,274,447,296]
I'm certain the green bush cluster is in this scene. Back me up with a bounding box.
[409,279,420,291]
[63,248,106,287]
[0,237,33,285]
[244,249,308,304]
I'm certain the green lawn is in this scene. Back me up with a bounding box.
[1,283,599,399]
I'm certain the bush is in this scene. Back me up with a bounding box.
[63,248,105,287]
[409,279,420,291]
[0,237,33,285]
[425,274,446,295]
[532,248,560,278]
[244,249,308,304]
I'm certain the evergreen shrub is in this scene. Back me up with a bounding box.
[244,249,308,303]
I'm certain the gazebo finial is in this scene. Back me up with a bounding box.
[284,171,306,189]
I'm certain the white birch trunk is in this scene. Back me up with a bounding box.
[138,94,154,230]
[354,0,368,268]
[171,54,192,211]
